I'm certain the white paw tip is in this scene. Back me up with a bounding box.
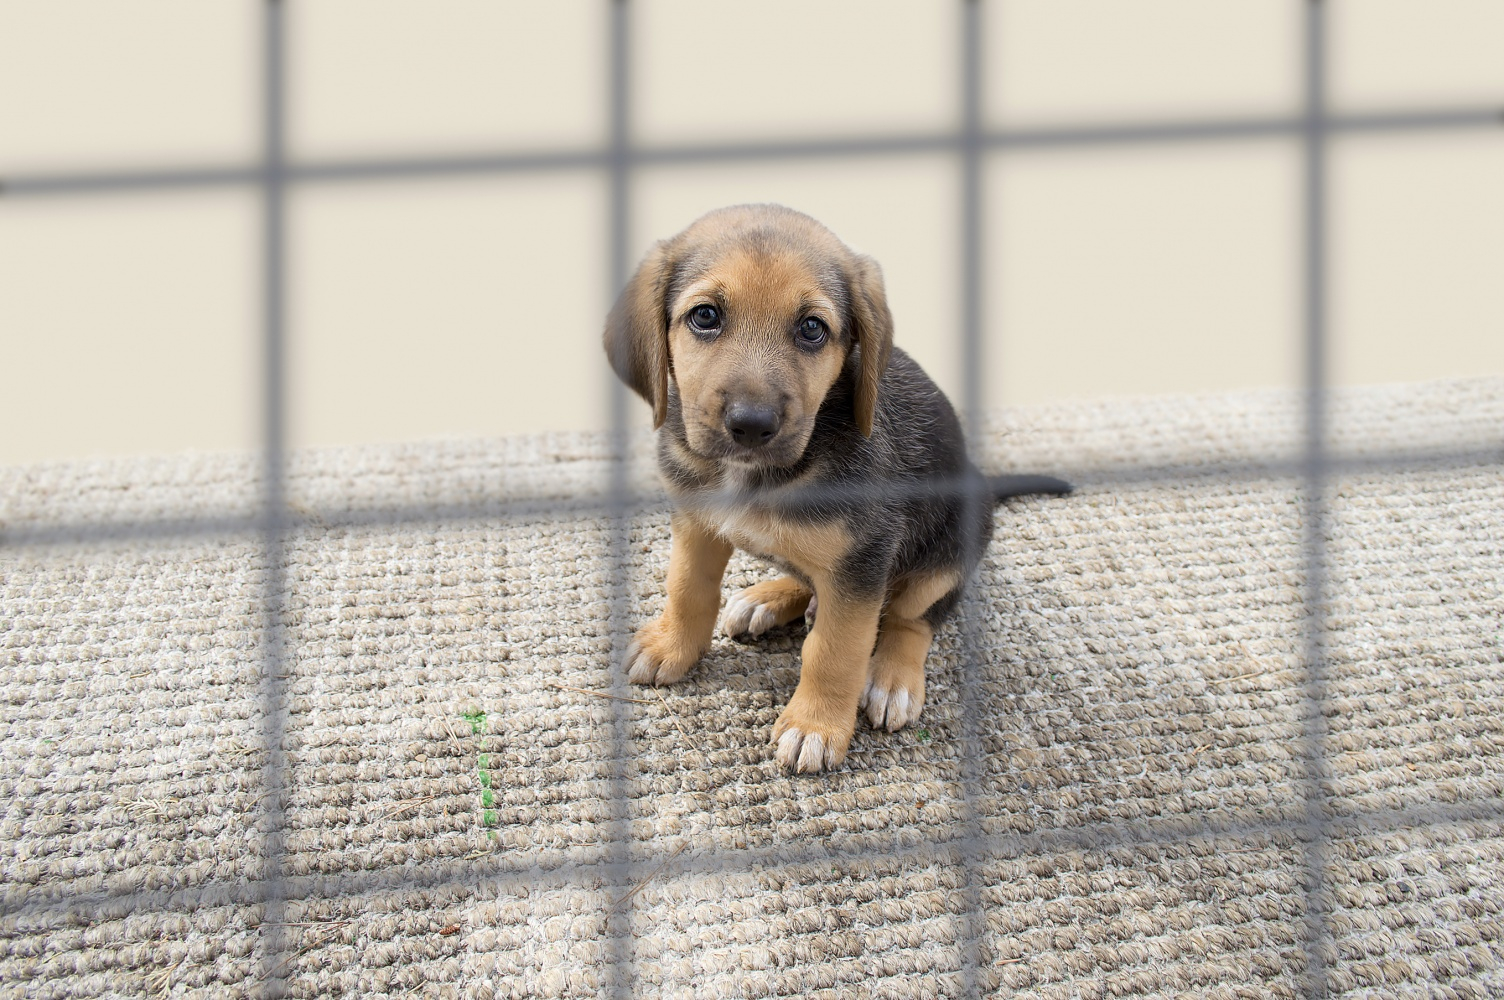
[624,645,654,684]
[886,690,912,731]
[862,683,922,730]
[722,598,753,636]
[776,728,803,767]
[748,604,778,635]
[796,733,827,773]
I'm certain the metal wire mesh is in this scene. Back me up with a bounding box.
[2,1,1502,997]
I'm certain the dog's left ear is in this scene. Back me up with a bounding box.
[847,254,894,437]
[604,240,675,429]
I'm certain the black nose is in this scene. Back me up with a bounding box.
[724,402,781,448]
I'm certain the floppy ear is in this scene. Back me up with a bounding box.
[847,254,894,437]
[604,240,675,429]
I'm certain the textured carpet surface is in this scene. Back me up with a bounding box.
[2,378,1501,999]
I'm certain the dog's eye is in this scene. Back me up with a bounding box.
[688,304,721,333]
[797,316,828,346]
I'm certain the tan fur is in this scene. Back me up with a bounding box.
[860,570,959,732]
[864,619,933,732]
[695,507,850,584]
[603,242,673,428]
[725,576,811,632]
[624,513,731,686]
[845,254,894,437]
[667,247,848,465]
[885,570,962,621]
[603,205,893,443]
[772,588,884,773]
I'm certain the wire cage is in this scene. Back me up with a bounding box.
[2,1,1502,997]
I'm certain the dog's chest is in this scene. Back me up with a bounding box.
[700,504,850,583]
[709,506,786,559]
[662,456,852,580]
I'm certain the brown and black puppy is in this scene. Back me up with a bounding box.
[605,204,1068,773]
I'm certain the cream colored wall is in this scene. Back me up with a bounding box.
[1,0,1500,466]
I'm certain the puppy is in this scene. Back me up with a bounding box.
[605,204,1069,773]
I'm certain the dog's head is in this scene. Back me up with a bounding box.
[604,204,894,469]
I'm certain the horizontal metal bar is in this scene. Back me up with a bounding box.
[5,792,1502,925]
[0,165,260,196]
[2,443,1497,551]
[292,148,605,184]
[3,106,1499,198]
[988,106,1504,150]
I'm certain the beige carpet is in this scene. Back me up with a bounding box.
[1,378,1501,999]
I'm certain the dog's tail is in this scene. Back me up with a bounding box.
[986,473,1073,502]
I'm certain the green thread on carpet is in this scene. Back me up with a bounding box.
[480,752,496,827]
[465,715,498,829]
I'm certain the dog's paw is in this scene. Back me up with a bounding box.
[623,617,703,686]
[772,695,856,773]
[861,658,925,732]
[721,592,779,638]
[722,578,812,638]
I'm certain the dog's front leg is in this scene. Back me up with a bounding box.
[625,512,732,685]
[772,586,881,773]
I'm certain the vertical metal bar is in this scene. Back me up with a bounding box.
[953,0,987,993]
[257,0,290,996]
[960,0,985,445]
[1299,1,1332,997]
[604,2,636,997]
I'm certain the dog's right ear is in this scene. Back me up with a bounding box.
[604,240,674,429]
